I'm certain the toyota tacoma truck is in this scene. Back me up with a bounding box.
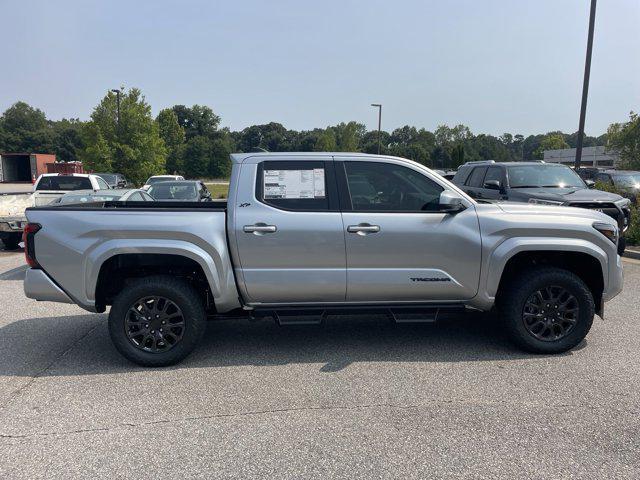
[22,153,624,366]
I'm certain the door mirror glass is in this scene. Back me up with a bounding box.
[439,190,465,213]
[585,179,595,189]
[483,179,501,190]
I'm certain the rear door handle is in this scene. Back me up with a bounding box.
[347,223,380,235]
[243,223,277,235]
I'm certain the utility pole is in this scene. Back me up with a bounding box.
[111,88,122,128]
[575,0,597,170]
[371,103,382,154]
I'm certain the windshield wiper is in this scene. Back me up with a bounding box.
[511,185,540,188]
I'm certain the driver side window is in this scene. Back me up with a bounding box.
[343,162,443,212]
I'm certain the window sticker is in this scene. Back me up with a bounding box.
[264,169,325,199]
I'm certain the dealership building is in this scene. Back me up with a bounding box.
[543,146,620,168]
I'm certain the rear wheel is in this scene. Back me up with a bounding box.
[2,234,21,250]
[500,267,594,354]
[108,275,206,367]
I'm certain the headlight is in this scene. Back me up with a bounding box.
[593,222,618,244]
[528,198,564,206]
[615,197,631,208]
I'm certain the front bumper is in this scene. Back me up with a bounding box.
[24,268,74,304]
[602,254,624,303]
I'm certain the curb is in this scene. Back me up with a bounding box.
[624,248,640,260]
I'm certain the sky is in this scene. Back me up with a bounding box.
[1,0,638,136]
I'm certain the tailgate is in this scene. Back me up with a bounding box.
[0,193,33,217]
[33,191,66,206]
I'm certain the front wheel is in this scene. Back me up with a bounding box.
[500,267,595,354]
[108,275,206,367]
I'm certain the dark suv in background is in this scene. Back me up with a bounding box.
[452,160,631,254]
[592,170,640,203]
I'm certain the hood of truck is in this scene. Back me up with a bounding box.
[508,187,622,203]
[493,201,617,225]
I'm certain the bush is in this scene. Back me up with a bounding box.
[594,181,639,246]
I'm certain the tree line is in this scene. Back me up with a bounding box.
[0,87,637,185]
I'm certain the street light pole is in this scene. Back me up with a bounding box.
[575,0,597,170]
[371,103,382,154]
[111,88,121,128]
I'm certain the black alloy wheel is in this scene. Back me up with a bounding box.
[522,286,579,342]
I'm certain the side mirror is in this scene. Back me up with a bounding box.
[483,180,502,190]
[585,179,595,189]
[439,190,466,213]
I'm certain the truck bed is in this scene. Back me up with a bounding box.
[24,201,238,313]
[28,200,228,211]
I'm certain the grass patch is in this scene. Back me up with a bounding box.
[205,183,229,199]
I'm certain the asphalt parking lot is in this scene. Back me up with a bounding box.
[0,251,639,479]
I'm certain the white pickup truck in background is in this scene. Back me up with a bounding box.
[0,173,110,249]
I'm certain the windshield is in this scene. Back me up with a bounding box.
[60,193,122,204]
[146,177,176,185]
[148,183,198,200]
[97,174,118,185]
[613,174,640,189]
[36,176,92,191]
[507,165,585,188]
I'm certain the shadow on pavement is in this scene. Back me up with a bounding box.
[0,264,27,281]
[0,310,576,377]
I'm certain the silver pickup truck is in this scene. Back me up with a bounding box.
[23,153,624,366]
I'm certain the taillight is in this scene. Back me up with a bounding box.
[23,223,41,268]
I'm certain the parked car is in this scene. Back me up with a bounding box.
[452,161,631,254]
[50,189,154,205]
[95,173,129,189]
[147,180,212,202]
[592,170,640,203]
[0,173,110,250]
[575,166,609,181]
[24,152,623,366]
[142,175,185,190]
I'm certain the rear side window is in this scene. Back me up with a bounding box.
[465,167,488,187]
[452,166,472,185]
[36,176,92,191]
[256,161,336,211]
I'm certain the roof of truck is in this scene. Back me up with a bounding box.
[230,152,412,164]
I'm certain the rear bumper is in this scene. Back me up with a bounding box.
[0,218,26,233]
[24,268,74,304]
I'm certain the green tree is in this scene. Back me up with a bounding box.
[314,128,337,151]
[334,121,365,152]
[0,101,53,153]
[157,109,185,174]
[182,136,211,178]
[533,132,569,159]
[607,112,640,169]
[171,105,220,140]
[79,88,166,185]
[80,123,112,172]
[51,118,85,162]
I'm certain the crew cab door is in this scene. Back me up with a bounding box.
[231,156,346,304]
[335,158,481,302]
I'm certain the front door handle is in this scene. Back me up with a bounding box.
[347,223,380,235]
[243,223,277,235]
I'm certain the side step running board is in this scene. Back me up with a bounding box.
[250,305,462,325]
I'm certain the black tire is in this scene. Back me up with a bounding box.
[2,234,21,250]
[500,267,594,354]
[108,275,206,367]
